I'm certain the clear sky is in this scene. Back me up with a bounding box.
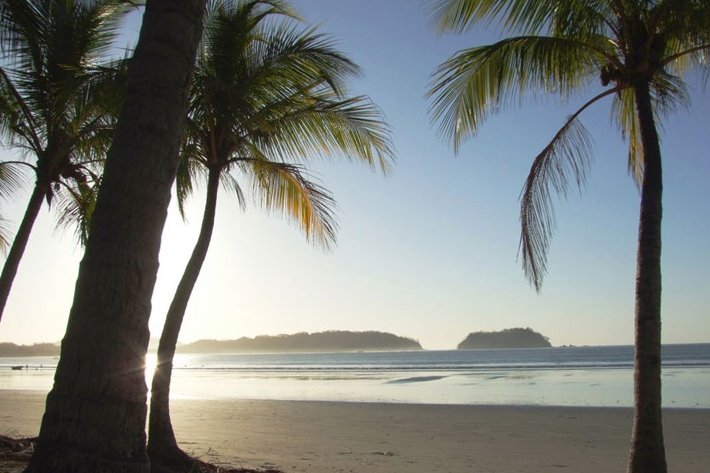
[0,0,708,350]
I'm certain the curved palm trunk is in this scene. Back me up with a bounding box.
[148,167,221,470]
[24,1,206,472]
[627,81,667,473]
[0,182,47,322]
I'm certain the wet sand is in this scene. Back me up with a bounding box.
[1,390,709,472]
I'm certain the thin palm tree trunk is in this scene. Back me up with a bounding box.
[148,166,221,468]
[24,1,206,471]
[0,182,47,322]
[627,81,667,473]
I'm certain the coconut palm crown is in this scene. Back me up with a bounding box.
[177,0,392,237]
[148,1,394,468]
[428,2,709,473]
[0,0,135,321]
[429,0,709,288]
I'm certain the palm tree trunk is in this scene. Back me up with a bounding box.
[627,81,667,473]
[148,167,221,470]
[0,182,47,322]
[23,1,206,472]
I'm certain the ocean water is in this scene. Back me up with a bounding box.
[1,344,709,407]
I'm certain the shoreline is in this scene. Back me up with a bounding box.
[2,390,709,472]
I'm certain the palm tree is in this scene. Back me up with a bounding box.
[147,1,394,468]
[24,0,208,470]
[427,1,709,472]
[0,0,132,322]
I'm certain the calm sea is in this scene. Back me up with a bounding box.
[2,344,709,407]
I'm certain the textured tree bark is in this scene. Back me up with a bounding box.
[148,167,221,471]
[0,182,47,322]
[23,1,207,472]
[627,81,667,473]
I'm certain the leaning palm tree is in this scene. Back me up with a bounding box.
[147,1,394,469]
[428,1,709,472]
[24,0,208,469]
[0,0,133,321]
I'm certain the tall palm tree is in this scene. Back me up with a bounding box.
[24,0,208,470]
[147,1,394,468]
[0,0,133,322]
[428,1,709,472]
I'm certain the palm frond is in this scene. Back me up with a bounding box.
[54,175,100,247]
[548,1,619,40]
[246,160,337,249]
[428,35,603,152]
[432,0,553,33]
[651,72,690,117]
[0,64,42,153]
[219,169,246,210]
[657,0,710,78]
[0,214,12,254]
[175,144,208,220]
[610,73,689,188]
[248,22,360,97]
[519,117,593,291]
[611,88,643,186]
[0,160,26,200]
[0,0,47,69]
[64,56,131,134]
[519,86,620,289]
[252,93,394,174]
[433,0,617,36]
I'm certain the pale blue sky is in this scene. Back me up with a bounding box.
[0,0,708,349]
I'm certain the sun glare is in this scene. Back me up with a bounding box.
[144,352,157,387]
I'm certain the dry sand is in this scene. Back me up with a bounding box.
[2,390,709,473]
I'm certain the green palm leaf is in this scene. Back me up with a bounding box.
[519,116,593,289]
[432,0,553,33]
[429,35,605,152]
[244,159,337,249]
[611,87,643,185]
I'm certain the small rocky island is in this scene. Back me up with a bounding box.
[457,328,552,349]
[178,331,423,353]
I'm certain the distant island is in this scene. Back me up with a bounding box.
[177,331,423,353]
[0,342,59,357]
[0,331,421,357]
[457,328,552,349]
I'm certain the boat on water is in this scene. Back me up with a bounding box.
[10,366,23,370]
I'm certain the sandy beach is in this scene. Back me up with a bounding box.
[1,390,709,472]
